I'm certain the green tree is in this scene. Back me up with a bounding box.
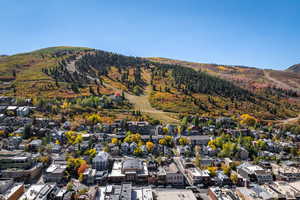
[23,124,32,139]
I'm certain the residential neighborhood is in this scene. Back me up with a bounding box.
[0,95,300,200]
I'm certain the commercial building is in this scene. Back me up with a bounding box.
[186,168,210,186]
[19,184,56,200]
[208,187,240,200]
[164,163,185,186]
[237,163,273,184]
[0,179,24,200]
[0,150,32,170]
[154,189,197,200]
[44,164,67,183]
[109,159,148,183]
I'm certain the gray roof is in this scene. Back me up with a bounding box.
[122,159,143,170]
[93,151,109,162]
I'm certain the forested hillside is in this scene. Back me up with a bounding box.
[0,47,299,121]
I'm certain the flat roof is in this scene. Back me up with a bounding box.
[3,184,24,199]
[109,161,125,178]
[155,189,197,200]
[164,163,180,174]
[188,168,209,177]
[19,184,55,200]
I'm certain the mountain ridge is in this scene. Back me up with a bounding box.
[0,46,299,121]
[286,64,300,73]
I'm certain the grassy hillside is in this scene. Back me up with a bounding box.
[148,57,300,93]
[0,46,98,98]
[0,47,299,122]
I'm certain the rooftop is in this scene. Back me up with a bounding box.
[164,163,180,174]
[210,187,240,200]
[46,164,67,173]
[155,189,197,200]
[188,168,210,177]
[19,184,56,200]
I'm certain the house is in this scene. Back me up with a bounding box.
[166,124,177,135]
[202,146,218,156]
[147,160,158,171]
[188,135,210,146]
[215,171,231,186]
[92,151,110,171]
[82,168,96,185]
[51,143,62,153]
[216,117,235,128]
[16,106,30,117]
[0,114,5,122]
[7,136,22,150]
[95,171,108,184]
[121,142,129,153]
[187,168,210,186]
[44,164,67,183]
[230,170,248,187]
[155,125,163,135]
[28,139,42,151]
[53,188,67,200]
[140,145,147,154]
[238,147,249,160]
[0,96,14,105]
[127,121,153,135]
[200,157,219,167]
[110,146,120,155]
[180,158,195,168]
[129,142,137,153]
[6,106,17,116]
[237,163,273,184]
[176,145,191,156]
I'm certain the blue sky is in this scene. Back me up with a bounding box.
[1,0,300,69]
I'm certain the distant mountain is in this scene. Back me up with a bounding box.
[286,64,300,73]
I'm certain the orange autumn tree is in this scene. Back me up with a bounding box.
[77,160,89,176]
[146,141,154,152]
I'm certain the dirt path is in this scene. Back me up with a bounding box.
[103,71,179,124]
[263,70,296,91]
[124,85,179,124]
[264,70,300,124]
[279,114,300,124]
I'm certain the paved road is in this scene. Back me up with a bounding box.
[174,157,193,186]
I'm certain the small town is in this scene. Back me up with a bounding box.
[1,1,300,200]
[0,95,300,200]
